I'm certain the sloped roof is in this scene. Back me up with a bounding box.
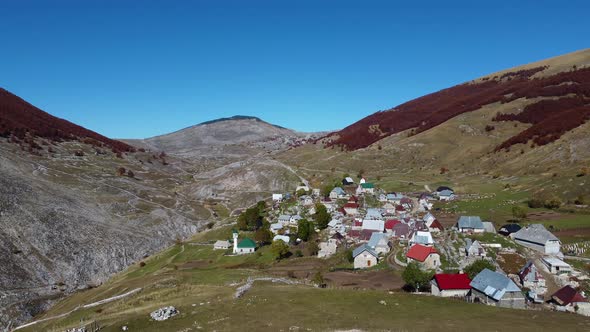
[366,208,383,218]
[361,183,375,189]
[368,232,388,248]
[278,214,291,221]
[552,285,587,306]
[412,231,433,245]
[470,269,521,301]
[214,240,230,247]
[273,235,290,243]
[237,238,257,248]
[385,219,401,230]
[434,273,472,290]
[392,223,410,237]
[429,219,444,231]
[353,244,378,258]
[331,187,346,195]
[387,193,404,200]
[519,261,543,283]
[406,244,437,262]
[344,203,359,209]
[499,223,522,235]
[439,189,454,196]
[457,216,484,229]
[513,224,559,244]
[362,219,385,232]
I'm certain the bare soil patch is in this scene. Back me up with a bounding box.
[324,270,404,290]
[526,211,565,221]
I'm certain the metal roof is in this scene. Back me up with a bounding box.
[513,224,559,244]
[457,216,484,229]
[470,268,521,301]
[352,244,378,258]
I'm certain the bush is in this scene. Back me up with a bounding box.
[464,259,495,279]
[527,198,544,208]
[544,199,562,210]
[139,261,146,267]
[511,206,527,219]
[402,262,434,292]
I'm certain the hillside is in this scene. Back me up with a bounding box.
[326,49,590,152]
[0,88,133,153]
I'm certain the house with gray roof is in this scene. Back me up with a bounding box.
[470,268,525,308]
[456,216,485,234]
[329,187,347,199]
[353,244,379,269]
[438,189,455,201]
[511,224,561,255]
[278,214,291,225]
[367,232,390,254]
[465,239,486,257]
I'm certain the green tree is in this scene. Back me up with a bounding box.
[314,203,330,229]
[297,218,314,242]
[254,228,272,246]
[296,188,307,197]
[464,259,496,279]
[402,262,434,292]
[270,240,290,261]
[321,184,335,197]
[544,198,562,210]
[237,204,266,231]
[511,206,527,219]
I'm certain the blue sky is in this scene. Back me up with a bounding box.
[1,0,589,138]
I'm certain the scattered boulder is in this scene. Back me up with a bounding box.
[150,306,179,321]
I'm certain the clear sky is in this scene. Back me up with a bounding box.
[1,0,589,138]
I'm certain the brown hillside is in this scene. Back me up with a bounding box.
[327,50,590,151]
[0,88,134,152]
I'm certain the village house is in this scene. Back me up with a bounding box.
[542,257,572,274]
[426,219,444,233]
[329,187,347,200]
[409,231,434,246]
[470,269,525,309]
[289,215,303,225]
[456,216,485,233]
[357,182,375,195]
[391,223,411,239]
[406,244,440,270]
[382,202,396,215]
[273,234,290,244]
[499,223,522,236]
[342,177,355,186]
[321,197,336,212]
[431,273,472,297]
[511,224,561,255]
[437,189,455,201]
[400,197,413,210]
[353,244,379,269]
[213,240,231,250]
[384,219,401,235]
[367,232,390,254]
[270,223,283,234]
[278,214,291,225]
[551,285,588,311]
[299,195,314,206]
[366,208,384,220]
[343,202,359,216]
[318,239,339,258]
[362,219,385,232]
[272,193,283,201]
[465,239,486,257]
[482,222,496,233]
[312,188,321,197]
[519,261,546,289]
[386,192,404,204]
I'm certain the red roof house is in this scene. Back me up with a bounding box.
[431,273,472,297]
[406,244,438,262]
[551,285,587,306]
[428,219,445,232]
[385,219,401,230]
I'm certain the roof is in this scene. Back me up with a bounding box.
[270,223,283,230]
[519,261,543,282]
[273,235,290,243]
[331,232,344,240]
[237,238,257,248]
[552,286,587,306]
[366,208,383,218]
[214,240,230,247]
[344,203,359,209]
[400,197,413,204]
[385,219,401,230]
[438,189,454,196]
[428,219,444,231]
[344,177,354,183]
[368,232,388,248]
[457,216,484,229]
[361,183,374,189]
[328,219,341,227]
[412,231,433,245]
[362,219,385,232]
[352,244,378,258]
[278,214,291,221]
[542,256,571,268]
[513,224,559,245]
[392,223,410,237]
[434,273,472,290]
[499,223,522,235]
[331,187,346,195]
[387,193,404,200]
[482,222,496,233]
[470,269,521,301]
[406,244,438,262]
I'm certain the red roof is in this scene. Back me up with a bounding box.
[344,203,359,209]
[433,273,472,290]
[353,220,363,227]
[552,285,587,306]
[385,219,401,230]
[406,244,437,262]
[395,205,406,211]
[429,219,444,231]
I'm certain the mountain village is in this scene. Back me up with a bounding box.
[215,177,590,317]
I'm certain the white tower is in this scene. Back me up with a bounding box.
[232,230,239,254]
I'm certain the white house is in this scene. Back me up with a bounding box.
[232,230,256,255]
[278,214,291,225]
[511,224,561,255]
[542,257,572,274]
[272,193,283,201]
[406,244,440,270]
[465,239,486,257]
[367,232,390,254]
[353,244,378,269]
[214,240,231,250]
[438,189,455,201]
[431,273,472,297]
[456,216,485,233]
[519,261,546,290]
[329,187,347,199]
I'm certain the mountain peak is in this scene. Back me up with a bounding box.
[198,115,287,130]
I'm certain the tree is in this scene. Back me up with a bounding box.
[314,203,330,229]
[297,218,314,242]
[237,206,262,231]
[270,240,290,261]
[464,259,496,279]
[321,184,335,197]
[402,262,434,292]
[296,188,307,197]
[254,228,272,245]
[511,206,527,219]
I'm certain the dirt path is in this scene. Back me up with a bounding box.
[12,288,142,331]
